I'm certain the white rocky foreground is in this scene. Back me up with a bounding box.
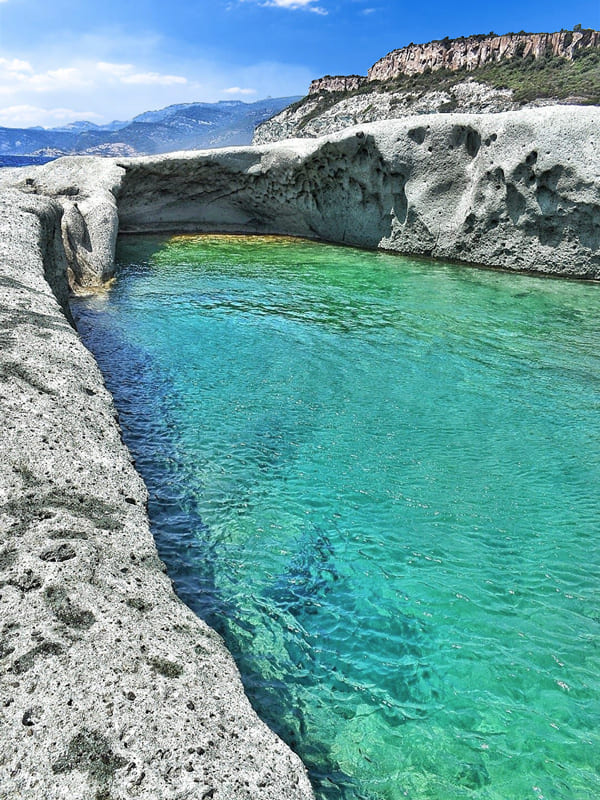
[0,106,598,799]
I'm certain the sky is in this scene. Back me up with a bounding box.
[0,0,598,128]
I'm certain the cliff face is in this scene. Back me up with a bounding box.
[309,75,364,95]
[309,30,600,94]
[368,29,600,81]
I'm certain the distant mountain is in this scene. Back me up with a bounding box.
[50,120,129,133]
[0,97,300,157]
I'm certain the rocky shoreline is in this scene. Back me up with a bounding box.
[0,106,598,798]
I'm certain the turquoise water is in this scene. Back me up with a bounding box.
[72,235,600,800]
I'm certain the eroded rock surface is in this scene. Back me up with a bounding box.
[252,80,519,144]
[0,157,123,292]
[121,107,600,279]
[0,192,314,799]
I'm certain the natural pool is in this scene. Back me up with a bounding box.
[72,234,600,800]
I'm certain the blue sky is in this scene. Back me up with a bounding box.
[0,0,598,127]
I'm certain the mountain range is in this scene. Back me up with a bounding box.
[0,97,300,157]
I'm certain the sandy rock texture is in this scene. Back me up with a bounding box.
[122,107,600,279]
[0,192,314,799]
[0,157,124,292]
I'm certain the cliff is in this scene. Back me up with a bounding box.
[0,105,598,797]
[308,29,600,94]
[309,75,364,95]
[254,29,600,144]
[367,29,600,82]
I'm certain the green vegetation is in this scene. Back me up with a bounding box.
[413,46,600,104]
[286,46,600,130]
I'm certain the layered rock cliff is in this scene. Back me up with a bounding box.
[367,29,600,82]
[307,29,600,94]
[254,29,600,144]
[0,104,598,797]
[309,75,364,95]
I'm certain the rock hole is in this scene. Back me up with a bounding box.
[465,128,481,158]
[408,127,427,145]
[526,150,538,166]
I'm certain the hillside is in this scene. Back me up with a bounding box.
[253,28,600,144]
[0,97,300,157]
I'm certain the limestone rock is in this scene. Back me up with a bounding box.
[368,29,600,81]
[120,107,600,279]
[309,75,364,95]
[0,156,124,292]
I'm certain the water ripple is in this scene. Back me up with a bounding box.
[73,235,600,800]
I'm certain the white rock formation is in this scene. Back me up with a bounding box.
[252,80,519,144]
[120,107,600,279]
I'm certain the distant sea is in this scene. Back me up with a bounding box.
[0,155,58,168]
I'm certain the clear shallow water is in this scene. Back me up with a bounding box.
[72,235,600,800]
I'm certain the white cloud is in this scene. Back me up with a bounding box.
[248,0,328,13]
[0,57,188,98]
[0,57,33,73]
[121,72,187,86]
[96,61,136,77]
[223,86,257,95]
[29,67,92,91]
[0,104,102,128]
[0,60,91,93]
[96,62,187,85]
